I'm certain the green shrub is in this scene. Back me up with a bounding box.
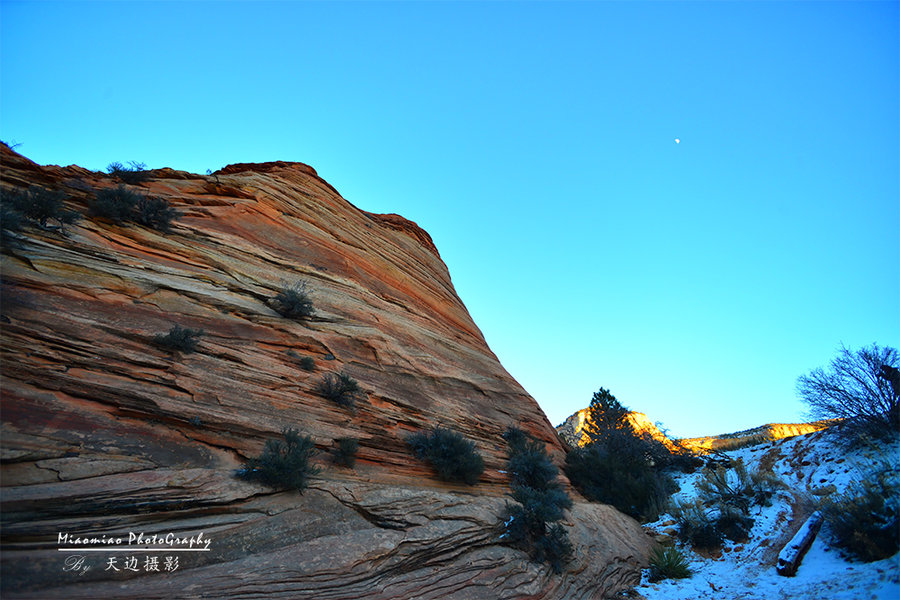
[239,428,320,492]
[135,195,178,232]
[90,185,139,223]
[507,485,572,525]
[565,441,676,521]
[502,425,529,453]
[107,161,151,184]
[286,350,316,371]
[648,546,692,582]
[407,426,484,485]
[748,466,786,506]
[500,426,573,573]
[153,324,203,353]
[90,185,176,232]
[564,387,679,521]
[715,506,755,543]
[507,440,560,490]
[273,282,314,319]
[694,458,783,520]
[1,203,26,247]
[671,499,754,549]
[669,459,775,551]
[317,372,361,409]
[672,500,724,550]
[531,522,573,575]
[333,437,359,468]
[696,459,754,514]
[4,186,79,230]
[819,467,899,562]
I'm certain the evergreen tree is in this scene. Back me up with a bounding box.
[583,387,631,444]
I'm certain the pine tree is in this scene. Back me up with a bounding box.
[583,387,631,444]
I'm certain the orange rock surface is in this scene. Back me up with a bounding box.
[557,408,677,450]
[558,405,832,455]
[0,146,651,599]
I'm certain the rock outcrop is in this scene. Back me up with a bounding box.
[0,146,652,599]
[679,422,834,454]
[558,405,831,454]
[557,408,676,450]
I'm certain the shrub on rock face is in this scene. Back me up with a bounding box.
[507,439,561,491]
[135,195,178,232]
[272,282,314,320]
[501,425,529,453]
[1,203,26,247]
[530,522,573,575]
[107,161,151,184]
[240,428,320,492]
[500,426,574,574]
[286,350,316,371]
[4,186,79,230]
[90,185,139,223]
[153,324,203,353]
[407,426,484,485]
[90,185,177,232]
[317,372,361,409]
[333,437,359,468]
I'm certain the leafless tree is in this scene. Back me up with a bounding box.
[797,343,899,439]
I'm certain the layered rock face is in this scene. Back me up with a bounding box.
[0,146,651,599]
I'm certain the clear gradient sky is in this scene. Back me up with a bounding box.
[2,1,898,438]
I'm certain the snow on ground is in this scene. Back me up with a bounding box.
[633,428,900,600]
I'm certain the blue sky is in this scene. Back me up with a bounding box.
[2,1,897,437]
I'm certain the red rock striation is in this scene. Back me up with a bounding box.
[0,146,651,599]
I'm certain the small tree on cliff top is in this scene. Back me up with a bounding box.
[581,387,630,444]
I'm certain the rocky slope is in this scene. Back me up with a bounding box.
[0,146,651,599]
[636,427,899,599]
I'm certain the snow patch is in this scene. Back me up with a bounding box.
[635,429,900,600]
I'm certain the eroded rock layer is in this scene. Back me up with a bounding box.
[0,146,651,599]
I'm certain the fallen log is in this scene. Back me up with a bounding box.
[776,510,824,576]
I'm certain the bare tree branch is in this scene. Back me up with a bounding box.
[797,343,899,440]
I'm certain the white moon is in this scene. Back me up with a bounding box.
[675,138,680,144]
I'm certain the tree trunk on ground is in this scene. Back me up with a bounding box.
[777,511,824,576]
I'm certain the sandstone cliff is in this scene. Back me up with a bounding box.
[557,408,677,451]
[558,406,831,454]
[678,421,833,453]
[0,146,651,599]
